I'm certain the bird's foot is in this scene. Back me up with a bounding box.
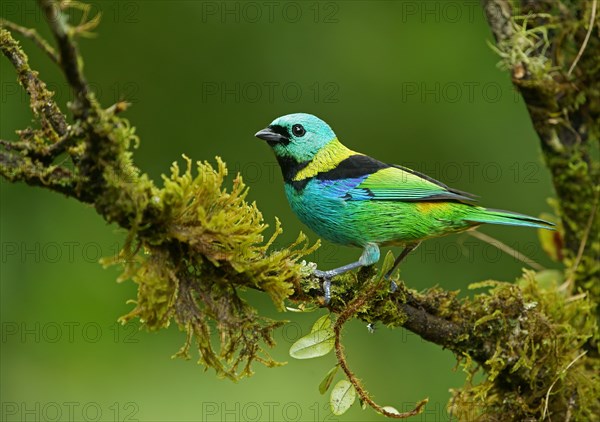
[322,279,332,305]
[384,272,398,293]
[313,270,333,304]
[313,269,336,278]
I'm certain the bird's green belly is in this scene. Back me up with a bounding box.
[285,184,471,247]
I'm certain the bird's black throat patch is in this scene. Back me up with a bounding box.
[276,155,311,191]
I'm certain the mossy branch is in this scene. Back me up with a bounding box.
[1,1,598,420]
[483,0,600,301]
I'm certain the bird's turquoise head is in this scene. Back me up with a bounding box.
[255,113,337,162]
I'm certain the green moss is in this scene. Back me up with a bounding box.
[294,254,598,419]
[0,29,65,141]
[449,271,599,421]
[104,156,318,380]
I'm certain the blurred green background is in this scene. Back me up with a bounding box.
[1,1,557,421]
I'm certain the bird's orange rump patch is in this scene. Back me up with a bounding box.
[417,202,446,213]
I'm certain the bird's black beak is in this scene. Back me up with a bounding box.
[255,127,288,144]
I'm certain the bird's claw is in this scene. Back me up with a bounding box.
[322,279,332,305]
[384,272,398,293]
[313,269,333,278]
[313,270,333,304]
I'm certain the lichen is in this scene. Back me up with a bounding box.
[488,12,556,80]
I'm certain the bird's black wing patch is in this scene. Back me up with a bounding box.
[316,154,389,180]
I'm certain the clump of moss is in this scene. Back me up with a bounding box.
[489,12,556,80]
[105,156,318,380]
[449,270,599,421]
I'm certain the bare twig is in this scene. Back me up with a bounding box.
[332,276,428,418]
[542,350,587,420]
[0,19,60,64]
[467,230,545,271]
[37,0,93,114]
[567,0,597,76]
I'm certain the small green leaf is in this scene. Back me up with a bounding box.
[289,329,334,359]
[311,314,332,332]
[379,250,396,277]
[381,406,401,416]
[285,304,318,313]
[533,269,564,289]
[330,380,356,416]
[318,365,339,395]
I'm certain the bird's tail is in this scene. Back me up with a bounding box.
[466,207,555,230]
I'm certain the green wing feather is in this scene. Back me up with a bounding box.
[350,164,477,203]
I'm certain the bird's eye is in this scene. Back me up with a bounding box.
[292,124,306,137]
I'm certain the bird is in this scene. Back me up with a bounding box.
[254,113,554,301]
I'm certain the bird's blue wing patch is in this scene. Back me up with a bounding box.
[314,176,369,199]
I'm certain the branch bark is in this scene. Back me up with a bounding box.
[37,0,93,116]
[0,28,67,138]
